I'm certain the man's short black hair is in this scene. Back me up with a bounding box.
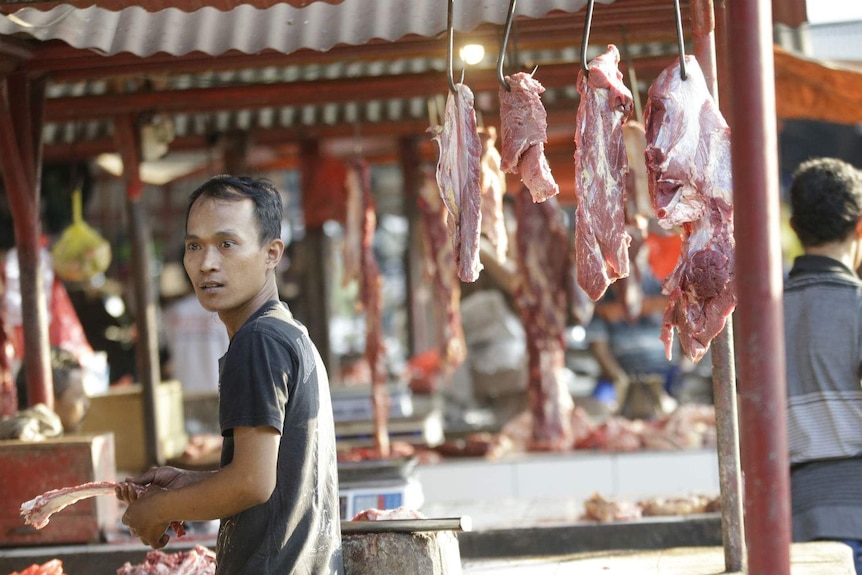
[16,347,82,409]
[186,175,283,246]
[789,157,862,247]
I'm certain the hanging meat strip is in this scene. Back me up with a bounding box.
[573,44,634,302]
[513,186,574,451]
[478,126,508,264]
[417,173,467,373]
[347,161,390,457]
[499,71,559,203]
[431,83,483,283]
[644,56,735,363]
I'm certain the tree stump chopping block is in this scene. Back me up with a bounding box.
[342,530,462,575]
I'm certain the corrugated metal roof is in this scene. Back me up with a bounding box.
[0,0,598,57]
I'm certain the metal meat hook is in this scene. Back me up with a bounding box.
[580,0,595,75]
[673,0,688,80]
[496,0,517,91]
[446,0,458,94]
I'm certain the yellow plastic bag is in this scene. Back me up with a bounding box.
[51,189,112,282]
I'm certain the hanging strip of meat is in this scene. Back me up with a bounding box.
[513,186,573,450]
[644,56,735,363]
[478,126,508,264]
[431,83,483,283]
[417,174,467,373]
[347,161,390,457]
[573,44,634,302]
[499,71,559,203]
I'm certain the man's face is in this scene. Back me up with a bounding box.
[183,196,278,324]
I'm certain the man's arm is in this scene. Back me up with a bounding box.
[122,425,280,548]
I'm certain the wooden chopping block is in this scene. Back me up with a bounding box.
[341,518,469,575]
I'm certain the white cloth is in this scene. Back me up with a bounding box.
[163,295,228,396]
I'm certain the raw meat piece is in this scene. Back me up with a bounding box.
[478,126,508,263]
[352,506,426,521]
[573,44,634,302]
[639,494,711,516]
[21,480,184,537]
[431,82,483,282]
[8,559,66,575]
[417,174,467,372]
[644,56,735,362]
[116,545,215,575]
[583,492,642,522]
[499,71,559,202]
[513,186,573,450]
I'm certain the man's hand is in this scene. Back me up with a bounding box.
[122,486,172,549]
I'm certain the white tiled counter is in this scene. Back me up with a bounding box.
[415,449,720,529]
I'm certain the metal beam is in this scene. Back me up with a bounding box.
[42,56,675,123]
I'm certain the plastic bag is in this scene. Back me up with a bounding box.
[51,189,111,282]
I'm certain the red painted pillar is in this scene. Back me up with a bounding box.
[0,73,52,410]
[726,1,792,574]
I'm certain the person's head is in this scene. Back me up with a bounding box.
[789,157,862,249]
[16,347,90,432]
[183,175,284,329]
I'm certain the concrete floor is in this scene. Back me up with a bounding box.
[462,542,855,574]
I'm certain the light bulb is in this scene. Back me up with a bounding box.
[459,44,485,66]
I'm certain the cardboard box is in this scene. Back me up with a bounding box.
[78,380,188,472]
[0,433,117,546]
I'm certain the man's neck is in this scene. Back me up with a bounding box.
[804,238,858,271]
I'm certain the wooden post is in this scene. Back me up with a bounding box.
[0,71,52,409]
[297,139,334,374]
[114,113,164,467]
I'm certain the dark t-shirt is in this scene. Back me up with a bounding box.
[216,300,343,575]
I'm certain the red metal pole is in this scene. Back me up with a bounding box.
[726,1,791,574]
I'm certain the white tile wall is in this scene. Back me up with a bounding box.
[416,449,720,507]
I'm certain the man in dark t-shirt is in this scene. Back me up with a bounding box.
[117,176,343,574]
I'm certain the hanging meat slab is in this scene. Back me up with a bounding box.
[499,71,559,203]
[573,44,634,302]
[431,83,483,283]
[513,186,574,451]
[644,56,735,363]
[417,173,467,373]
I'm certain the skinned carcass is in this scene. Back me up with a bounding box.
[513,186,573,450]
[431,83,483,282]
[499,71,559,203]
[644,56,735,363]
[573,45,634,302]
